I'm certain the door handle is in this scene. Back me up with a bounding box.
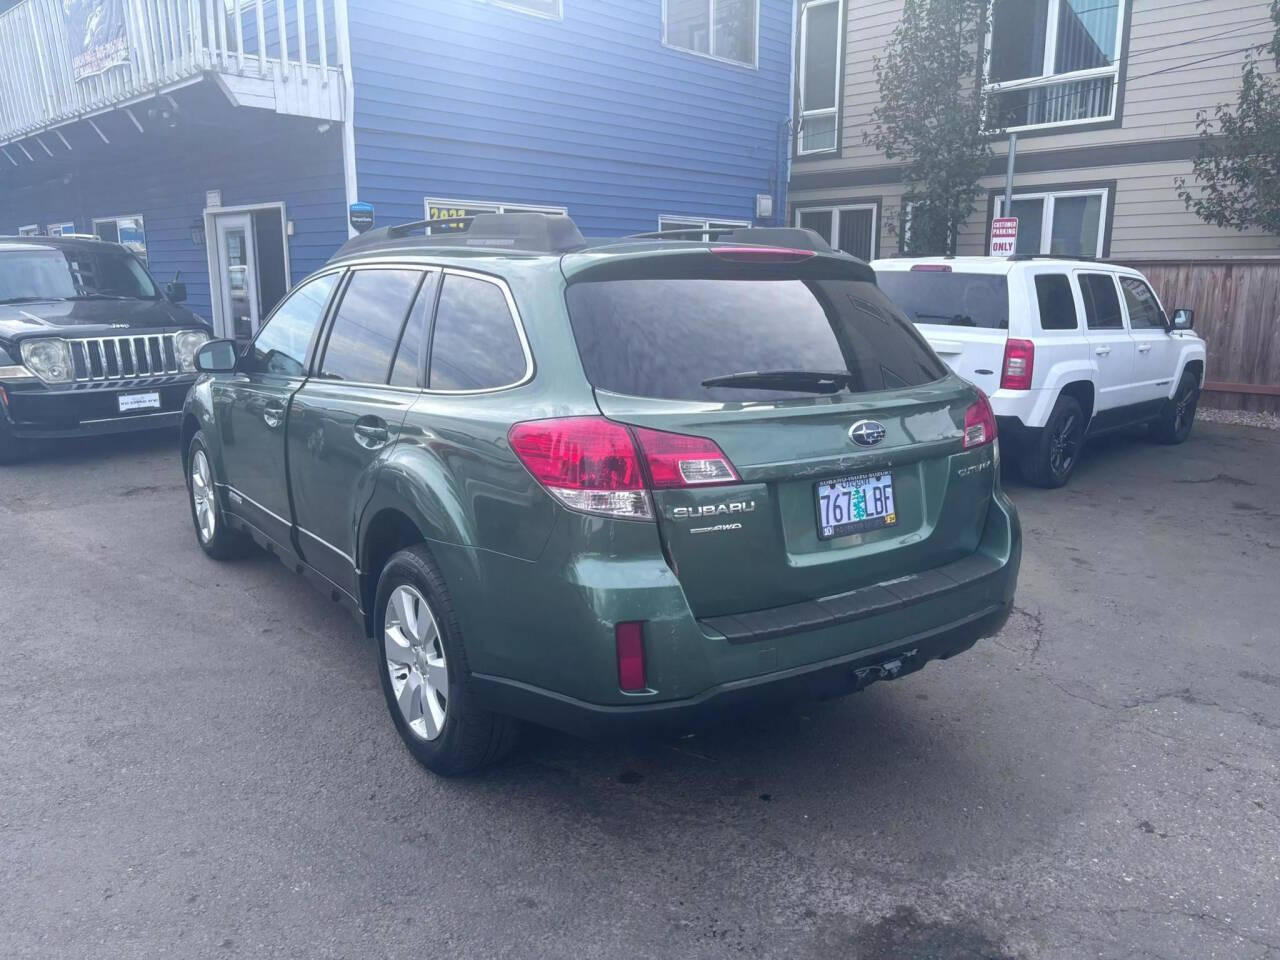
[1095,346,1111,357]
[263,400,286,429]
[1138,344,1152,353]
[353,417,391,449]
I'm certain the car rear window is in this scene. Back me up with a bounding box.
[565,277,948,402]
[876,271,1009,330]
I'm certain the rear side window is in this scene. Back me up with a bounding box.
[428,274,528,391]
[244,272,338,377]
[1120,276,1167,329]
[875,271,1009,329]
[1078,273,1123,330]
[1034,274,1078,331]
[565,278,948,402]
[320,268,424,383]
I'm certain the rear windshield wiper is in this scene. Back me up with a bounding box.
[915,312,975,326]
[0,296,67,304]
[700,370,855,394]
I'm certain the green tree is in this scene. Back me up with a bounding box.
[1175,1,1280,236]
[867,0,993,255]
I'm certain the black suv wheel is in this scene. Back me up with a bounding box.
[1151,370,1199,445]
[1020,395,1085,488]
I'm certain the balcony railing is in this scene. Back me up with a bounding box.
[0,0,343,147]
[986,66,1118,132]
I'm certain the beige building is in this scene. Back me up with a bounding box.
[788,0,1280,263]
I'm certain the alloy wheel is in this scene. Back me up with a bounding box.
[384,585,449,741]
[1049,412,1080,477]
[1174,382,1199,434]
[190,450,216,543]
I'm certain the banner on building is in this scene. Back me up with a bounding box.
[65,0,129,82]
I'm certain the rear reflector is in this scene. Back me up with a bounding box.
[1000,338,1035,390]
[710,246,816,263]
[616,621,647,692]
[508,417,652,519]
[963,390,998,449]
[632,426,739,488]
[910,264,952,272]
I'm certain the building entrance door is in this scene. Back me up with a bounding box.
[209,205,290,346]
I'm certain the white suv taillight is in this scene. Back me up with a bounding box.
[1000,338,1035,390]
[508,417,739,519]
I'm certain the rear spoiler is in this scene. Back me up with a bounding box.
[561,246,877,284]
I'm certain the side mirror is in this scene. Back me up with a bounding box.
[1171,308,1194,330]
[195,338,238,373]
[166,281,188,303]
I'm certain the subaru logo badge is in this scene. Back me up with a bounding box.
[848,420,886,447]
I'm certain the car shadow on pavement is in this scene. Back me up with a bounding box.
[12,429,181,467]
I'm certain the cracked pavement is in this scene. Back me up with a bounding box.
[1,421,1277,959]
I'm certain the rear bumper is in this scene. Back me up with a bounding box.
[471,602,1010,738]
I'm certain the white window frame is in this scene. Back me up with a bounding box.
[424,197,568,234]
[658,215,751,240]
[994,188,1109,258]
[796,0,844,156]
[18,224,39,236]
[47,222,76,236]
[793,204,876,259]
[92,214,148,260]
[475,0,563,20]
[661,0,760,69]
[984,0,1126,133]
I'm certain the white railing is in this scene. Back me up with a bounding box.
[0,0,341,146]
[986,65,1118,131]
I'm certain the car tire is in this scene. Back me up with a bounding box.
[375,544,521,776]
[1020,395,1085,489]
[186,431,253,560]
[1150,370,1199,445]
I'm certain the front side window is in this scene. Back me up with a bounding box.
[566,277,947,402]
[1120,276,1167,330]
[1077,273,1123,330]
[664,0,758,67]
[795,205,876,260]
[428,274,528,391]
[319,269,425,384]
[988,0,1124,130]
[93,215,147,261]
[796,0,841,153]
[244,273,339,377]
[876,272,1009,330]
[1034,274,1079,331]
[995,190,1106,258]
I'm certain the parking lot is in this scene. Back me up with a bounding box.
[1,421,1277,960]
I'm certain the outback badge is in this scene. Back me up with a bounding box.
[848,419,886,447]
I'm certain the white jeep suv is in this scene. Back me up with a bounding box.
[872,256,1206,487]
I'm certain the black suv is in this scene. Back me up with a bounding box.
[0,235,211,462]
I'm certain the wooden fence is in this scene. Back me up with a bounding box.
[1118,259,1280,414]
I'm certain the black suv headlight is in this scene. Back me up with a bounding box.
[19,338,74,384]
[174,330,211,373]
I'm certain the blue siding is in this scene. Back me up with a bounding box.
[348,0,793,235]
[1,115,345,323]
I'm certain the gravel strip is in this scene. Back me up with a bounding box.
[1198,406,1280,430]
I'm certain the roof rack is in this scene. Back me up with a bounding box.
[1007,253,1099,262]
[333,212,587,258]
[619,225,834,252]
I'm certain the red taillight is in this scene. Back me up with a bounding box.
[632,426,739,489]
[508,417,651,519]
[616,621,647,692]
[1000,338,1035,390]
[710,246,816,263]
[963,391,998,449]
[509,417,741,519]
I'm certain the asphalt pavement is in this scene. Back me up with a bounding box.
[1,421,1277,960]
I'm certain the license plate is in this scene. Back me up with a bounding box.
[118,391,161,413]
[816,472,897,539]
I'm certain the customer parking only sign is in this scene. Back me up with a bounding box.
[990,217,1019,257]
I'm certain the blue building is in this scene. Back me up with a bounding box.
[0,0,794,340]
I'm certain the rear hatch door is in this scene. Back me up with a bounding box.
[874,263,1011,397]
[563,248,992,619]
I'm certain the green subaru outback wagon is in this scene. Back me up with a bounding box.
[181,213,1020,775]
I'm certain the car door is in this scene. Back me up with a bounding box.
[213,271,341,548]
[1119,274,1178,409]
[286,266,433,597]
[1075,271,1137,418]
